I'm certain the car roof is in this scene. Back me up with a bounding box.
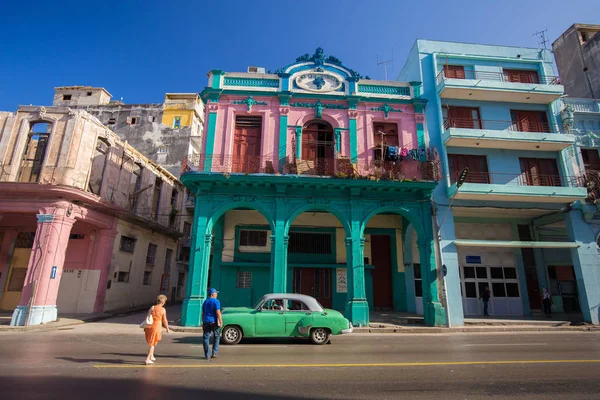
[261,293,324,312]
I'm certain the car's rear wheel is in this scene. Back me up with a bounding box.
[221,325,243,345]
[310,328,330,345]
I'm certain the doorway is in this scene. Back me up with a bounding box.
[292,268,332,308]
[548,265,580,313]
[371,235,393,309]
[0,232,35,311]
[301,121,335,176]
[233,116,262,173]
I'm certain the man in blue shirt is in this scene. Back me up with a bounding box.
[202,288,222,359]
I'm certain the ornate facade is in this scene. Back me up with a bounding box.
[180,48,445,327]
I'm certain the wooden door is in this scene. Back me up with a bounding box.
[295,268,332,308]
[443,65,466,79]
[233,116,262,173]
[447,154,489,183]
[582,149,600,173]
[511,111,549,133]
[371,235,393,309]
[504,69,539,84]
[520,158,560,187]
[447,107,481,129]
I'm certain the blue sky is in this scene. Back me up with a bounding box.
[0,0,598,110]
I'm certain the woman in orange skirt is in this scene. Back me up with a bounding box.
[144,294,169,365]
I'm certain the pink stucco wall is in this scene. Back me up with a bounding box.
[206,95,420,162]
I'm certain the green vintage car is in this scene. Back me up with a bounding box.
[220,293,353,345]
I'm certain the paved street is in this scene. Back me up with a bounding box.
[1,310,600,399]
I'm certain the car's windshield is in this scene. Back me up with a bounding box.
[252,298,266,310]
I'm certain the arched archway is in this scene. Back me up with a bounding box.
[285,203,351,310]
[207,201,275,235]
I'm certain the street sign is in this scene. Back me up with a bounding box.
[442,264,447,277]
[466,255,482,264]
[36,214,54,223]
[50,266,57,279]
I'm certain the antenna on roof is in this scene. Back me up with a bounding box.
[533,28,549,49]
[376,49,394,80]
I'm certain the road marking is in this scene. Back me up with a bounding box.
[463,343,547,347]
[94,359,600,369]
[191,345,290,348]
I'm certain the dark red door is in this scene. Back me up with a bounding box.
[447,107,481,129]
[503,69,539,84]
[519,158,561,187]
[511,111,550,133]
[233,116,262,173]
[294,268,332,308]
[443,65,466,79]
[371,235,393,309]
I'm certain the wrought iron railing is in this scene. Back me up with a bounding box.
[450,170,585,188]
[563,98,600,113]
[436,70,560,85]
[584,170,600,203]
[443,118,556,133]
[181,151,442,182]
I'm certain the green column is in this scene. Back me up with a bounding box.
[209,217,224,289]
[345,216,369,327]
[349,118,358,164]
[204,109,218,172]
[417,205,446,327]
[279,114,288,171]
[181,200,212,327]
[295,127,302,160]
[510,223,531,316]
[270,226,289,293]
[416,120,426,149]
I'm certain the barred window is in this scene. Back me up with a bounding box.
[146,243,158,265]
[289,232,332,254]
[236,272,252,289]
[239,230,268,247]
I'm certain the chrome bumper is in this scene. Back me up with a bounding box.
[341,323,353,334]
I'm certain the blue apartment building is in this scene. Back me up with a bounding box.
[400,40,599,325]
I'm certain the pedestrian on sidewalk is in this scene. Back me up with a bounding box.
[542,288,552,318]
[202,288,223,360]
[144,294,169,365]
[480,286,491,317]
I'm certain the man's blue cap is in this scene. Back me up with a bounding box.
[208,288,219,295]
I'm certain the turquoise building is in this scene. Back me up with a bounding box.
[180,48,447,327]
[400,40,599,325]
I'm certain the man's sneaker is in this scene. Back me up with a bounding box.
[211,354,218,359]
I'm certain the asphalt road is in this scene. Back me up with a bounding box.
[1,312,600,399]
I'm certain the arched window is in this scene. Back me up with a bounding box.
[18,122,51,183]
[89,137,110,195]
[301,120,334,176]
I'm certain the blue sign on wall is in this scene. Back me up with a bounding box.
[36,214,54,223]
[466,256,482,264]
[50,266,57,279]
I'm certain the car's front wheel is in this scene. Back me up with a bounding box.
[309,328,330,345]
[221,325,243,345]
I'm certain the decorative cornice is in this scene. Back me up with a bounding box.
[371,103,403,118]
[279,107,290,115]
[348,110,358,119]
[274,47,364,80]
[289,100,348,118]
[231,195,257,202]
[232,96,267,112]
[208,104,219,112]
[307,197,330,204]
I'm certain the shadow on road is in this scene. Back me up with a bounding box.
[2,376,322,400]
[55,357,141,365]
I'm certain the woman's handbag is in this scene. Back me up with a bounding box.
[139,306,154,329]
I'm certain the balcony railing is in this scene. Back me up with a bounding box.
[450,171,585,188]
[563,98,600,113]
[443,118,556,133]
[182,152,442,182]
[437,70,560,86]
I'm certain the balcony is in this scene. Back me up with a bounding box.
[443,118,575,151]
[563,98,600,113]
[181,152,441,183]
[436,70,563,104]
[448,171,587,203]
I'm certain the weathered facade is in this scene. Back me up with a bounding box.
[553,24,600,99]
[0,106,185,325]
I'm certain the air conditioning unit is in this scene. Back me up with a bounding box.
[247,66,266,74]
